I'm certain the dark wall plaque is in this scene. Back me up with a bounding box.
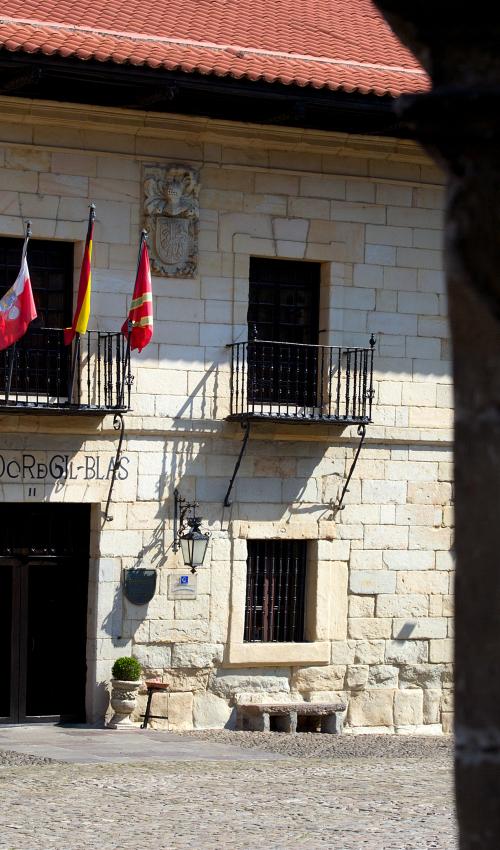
[123,569,157,605]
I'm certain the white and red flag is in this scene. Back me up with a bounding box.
[0,244,37,352]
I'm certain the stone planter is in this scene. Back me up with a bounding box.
[107,679,141,729]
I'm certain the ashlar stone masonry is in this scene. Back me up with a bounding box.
[0,98,453,733]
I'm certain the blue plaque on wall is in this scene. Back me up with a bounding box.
[123,569,157,605]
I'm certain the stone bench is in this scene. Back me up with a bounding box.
[236,701,346,734]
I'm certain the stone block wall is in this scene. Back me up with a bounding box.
[0,99,453,732]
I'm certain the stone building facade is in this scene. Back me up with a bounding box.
[0,95,453,733]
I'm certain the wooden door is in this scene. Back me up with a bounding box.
[0,504,90,723]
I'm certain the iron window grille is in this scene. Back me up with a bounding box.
[245,539,307,643]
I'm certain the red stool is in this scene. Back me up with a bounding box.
[140,679,169,729]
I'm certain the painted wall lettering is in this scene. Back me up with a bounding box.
[0,453,130,482]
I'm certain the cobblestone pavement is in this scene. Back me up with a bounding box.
[0,750,56,767]
[0,735,456,850]
[176,730,453,759]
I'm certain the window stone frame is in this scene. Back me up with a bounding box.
[224,527,347,667]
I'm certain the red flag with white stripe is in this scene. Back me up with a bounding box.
[0,254,37,352]
[121,235,153,352]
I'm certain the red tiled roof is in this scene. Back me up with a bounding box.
[0,0,429,97]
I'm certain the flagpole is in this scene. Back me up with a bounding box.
[120,228,147,410]
[5,220,31,403]
[105,229,147,522]
[67,203,95,404]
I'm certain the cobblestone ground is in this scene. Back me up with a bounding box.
[0,735,456,850]
[177,730,453,759]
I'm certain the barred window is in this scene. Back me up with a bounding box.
[244,539,307,642]
[0,238,74,395]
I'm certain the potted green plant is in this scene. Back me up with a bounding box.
[107,656,142,729]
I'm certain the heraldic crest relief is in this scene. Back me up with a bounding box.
[143,163,199,277]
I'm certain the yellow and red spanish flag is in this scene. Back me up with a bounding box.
[64,204,95,345]
[0,228,37,351]
[121,233,153,352]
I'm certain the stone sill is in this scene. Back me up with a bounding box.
[225,641,330,667]
[0,414,454,446]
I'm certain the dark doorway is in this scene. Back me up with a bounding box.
[0,504,90,724]
[247,258,321,407]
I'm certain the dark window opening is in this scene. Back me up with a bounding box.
[244,539,307,643]
[0,237,74,330]
[0,237,74,394]
[247,258,320,407]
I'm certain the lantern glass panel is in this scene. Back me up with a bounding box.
[191,534,209,566]
[179,530,209,568]
[180,536,192,566]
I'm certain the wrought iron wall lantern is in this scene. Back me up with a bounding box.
[173,489,210,573]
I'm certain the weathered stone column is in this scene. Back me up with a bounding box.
[370,5,500,848]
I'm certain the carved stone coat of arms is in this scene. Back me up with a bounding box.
[143,164,199,277]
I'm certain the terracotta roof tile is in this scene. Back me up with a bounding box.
[0,0,429,96]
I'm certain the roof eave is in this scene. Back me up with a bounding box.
[0,50,406,135]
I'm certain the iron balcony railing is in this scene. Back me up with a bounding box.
[0,328,132,413]
[227,337,375,423]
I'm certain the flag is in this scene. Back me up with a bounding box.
[0,254,37,352]
[121,237,153,352]
[64,206,95,345]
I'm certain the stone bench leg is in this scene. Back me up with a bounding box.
[245,711,271,732]
[321,712,344,734]
[261,712,271,732]
[237,711,269,731]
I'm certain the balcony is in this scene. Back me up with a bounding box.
[227,338,374,424]
[0,329,131,413]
